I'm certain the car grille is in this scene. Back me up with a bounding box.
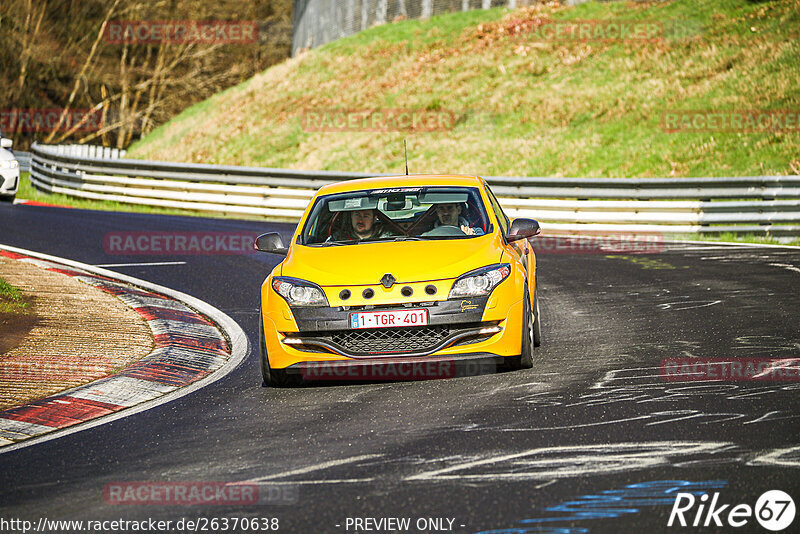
[451,332,494,347]
[331,326,449,355]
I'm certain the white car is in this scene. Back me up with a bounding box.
[0,136,20,202]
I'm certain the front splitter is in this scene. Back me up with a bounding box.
[289,352,507,382]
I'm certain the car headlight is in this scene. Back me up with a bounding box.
[449,264,511,298]
[0,160,18,169]
[272,276,328,307]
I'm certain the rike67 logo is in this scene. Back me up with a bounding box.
[668,490,795,531]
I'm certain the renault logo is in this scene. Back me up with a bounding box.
[380,273,396,288]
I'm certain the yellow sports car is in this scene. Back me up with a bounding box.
[256,175,541,386]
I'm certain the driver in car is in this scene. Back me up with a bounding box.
[433,203,484,236]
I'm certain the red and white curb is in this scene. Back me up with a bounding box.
[0,244,247,453]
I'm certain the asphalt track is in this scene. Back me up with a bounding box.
[1,202,799,534]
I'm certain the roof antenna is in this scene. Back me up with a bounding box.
[403,139,409,176]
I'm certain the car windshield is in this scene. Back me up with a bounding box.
[301,186,492,245]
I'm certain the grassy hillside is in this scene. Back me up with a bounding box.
[128,0,800,178]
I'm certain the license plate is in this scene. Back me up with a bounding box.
[350,309,428,329]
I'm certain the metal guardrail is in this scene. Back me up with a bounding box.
[18,147,121,173]
[28,142,800,235]
[14,151,31,173]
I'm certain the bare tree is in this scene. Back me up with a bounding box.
[43,0,121,143]
[4,0,48,142]
[2,0,293,149]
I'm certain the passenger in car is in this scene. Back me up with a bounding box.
[331,209,390,241]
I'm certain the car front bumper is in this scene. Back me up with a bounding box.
[0,168,19,196]
[261,297,524,369]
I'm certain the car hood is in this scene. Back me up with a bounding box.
[281,235,504,286]
[0,149,14,161]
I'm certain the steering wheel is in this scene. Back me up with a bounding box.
[422,225,466,237]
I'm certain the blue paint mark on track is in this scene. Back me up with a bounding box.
[477,480,729,534]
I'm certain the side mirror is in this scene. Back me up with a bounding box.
[0,138,11,149]
[507,218,541,242]
[254,232,288,255]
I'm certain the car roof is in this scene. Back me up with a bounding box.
[316,174,484,196]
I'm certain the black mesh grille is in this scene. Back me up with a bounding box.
[451,333,493,347]
[331,326,449,355]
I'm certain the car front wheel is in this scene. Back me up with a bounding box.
[533,283,542,347]
[507,285,534,371]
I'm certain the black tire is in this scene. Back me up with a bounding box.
[0,194,15,203]
[260,313,301,388]
[507,285,534,371]
[532,283,542,347]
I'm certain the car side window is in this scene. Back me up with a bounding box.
[485,185,510,236]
